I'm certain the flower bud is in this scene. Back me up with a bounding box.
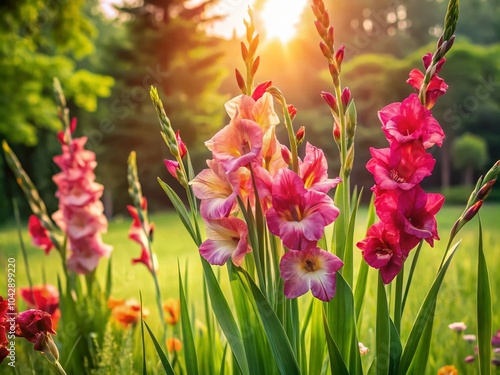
[314,20,327,38]
[477,179,496,200]
[319,42,331,59]
[235,68,246,94]
[287,104,297,120]
[321,11,330,28]
[295,126,305,146]
[34,333,60,362]
[175,130,187,158]
[333,122,340,144]
[335,46,345,68]
[328,63,339,78]
[341,87,351,108]
[463,200,483,222]
[240,42,249,60]
[252,80,272,101]
[321,91,338,113]
[70,117,77,134]
[326,26,334,49]
[164,159,180,179]
[281,145,292,165]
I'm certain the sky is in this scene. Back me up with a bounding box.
[100,0,309,43]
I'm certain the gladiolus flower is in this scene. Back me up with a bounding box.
[175,130,187,158]
[199,217,251,266]
[110,298,148,327]
[251,81,272,101]
[205,117,263,173]
[407,68,448,109]
[266,169,339,250]
[0,297,9,364]
[28,215,54,254]
[19,285,60,329]
[279,247,343,301]
[190,159,243,220]
[437,365,458,375]
[127,197,156,273]
[164,159,180,179]
[225,92,279,134]
[299,142,341,194]
[166,338,182,353]
[378,94,444,149]
[374,186,444,251]
[15,310,56,343]
[163,299,180,325]
[321,91,338,113]
[288,104,298,120]
[366,141,435,190]
[357,222,405,284]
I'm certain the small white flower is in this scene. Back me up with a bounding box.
[448,322,467,332]
[358,342,369,356]
[463,334,476,342]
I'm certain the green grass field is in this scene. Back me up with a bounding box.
[1,204,499,374]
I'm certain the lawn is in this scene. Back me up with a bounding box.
[1,203,499,374]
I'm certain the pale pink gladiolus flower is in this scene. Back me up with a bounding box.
[279,247,343,301]
[299,142,341,193]
[199,217,251,266]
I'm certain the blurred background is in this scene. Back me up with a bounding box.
[1,0,499,223]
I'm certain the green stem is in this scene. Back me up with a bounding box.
[282,101,299,173]
[394,268,404,334]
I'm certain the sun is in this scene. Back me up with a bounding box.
[261,0,308,44]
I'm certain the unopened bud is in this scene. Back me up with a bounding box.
[281,145,292,165]
[311,5,322,20]
[422,53,433,70]
[321,11,330,28]
[335,46,345,68]
[328,63,339,78]
[319,42,331,59]
[70,117,77,134]
[321,91,338,113]
[444,35,455,53]
[164,159,180,179]
[287,104,297,120]
[477,179,497,200]
[463,200,483,222]
[326,26,334,49]
[314,20,327,38]
[296,126,305,146]
[341,87,351,108]
[175,130,187,158]
[252,80,272,101]
[333,122,340,143]
[241,42,249,61]
[235,68,246,94]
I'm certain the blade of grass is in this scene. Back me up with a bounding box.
[476,218,492,375]
[140,292,149,375]
[376,275,390,375]
[322,308,349,375]
[143,320,176,375]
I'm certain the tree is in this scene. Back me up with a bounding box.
[452,133,489,186]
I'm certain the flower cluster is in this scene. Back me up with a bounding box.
[191,83,344,301]
[20,285,61,330]
[357,55,448,284]
[51,120,112,274]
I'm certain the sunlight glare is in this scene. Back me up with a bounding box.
[261,0,308,43]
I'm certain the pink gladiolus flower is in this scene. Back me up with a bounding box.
[205,118,263,173]
[199,217,251,266]
[19,285,61,330]
[378,94,444,149]
[225,92,279,134]
[175,130,187,158]
[266,169,339,250]
[357,222,405,284]
[374,186,444,251]
[52,129,112,274]
[366,141,436,190]
[127,197,156,273]
[190,159,244,219]
[279,247,343,301]
[251,81,272,101]
[28,215,54,254]
[407,69,448,109]
[299,142,341,193]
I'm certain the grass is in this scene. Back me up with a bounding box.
[1,203,499,374]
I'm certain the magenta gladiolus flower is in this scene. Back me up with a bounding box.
[379,94,445,149]
[374,186,445,251]
[366,141,436,190]
[279,247,343,301]
[164,159,180,179]
[357,222,405,284]
[205,117,263,173]
[266,169,339,250]
[407,53,448,109]
[492,330,500,347]
[299,142,341,193]
[52,126,112,274]
[190,159,247,219]
[199,217,251,266]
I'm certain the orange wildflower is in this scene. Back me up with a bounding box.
[110,298,148,327]
[437,365,458,375]
[166,337,182,353]
[163,299,180,325]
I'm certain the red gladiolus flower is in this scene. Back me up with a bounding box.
[357,222,405,284]
[366,141,436,190]
[407,69,448,109]
[0,297,9,364]
[175,130,187,158]
[378,94,444,149]
[127,197,156,273]
[28,215,54,254]
[19,285,60,329]
[280,247,343,301]
[15,310,56,344]
[266,169,339,250]
[374,186,445,251]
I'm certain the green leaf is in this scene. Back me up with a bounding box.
[105,257,112,301]
[143,320,176,375]
[401,241,423,314]
[397,241,461,375]
[376,275,390,375]
[406,318,433,375]
[476,218,492,375]
[237,268,301,375]
[343,188,363,285]
[322,309,349,375]
[389,319,402,374]
[200,258,250,375]
[309,299,326,375]
[140,293,149,375]
[179,266,199,375]
[158,178,197,242]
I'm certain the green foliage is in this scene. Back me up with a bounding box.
[0,0,113,146]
